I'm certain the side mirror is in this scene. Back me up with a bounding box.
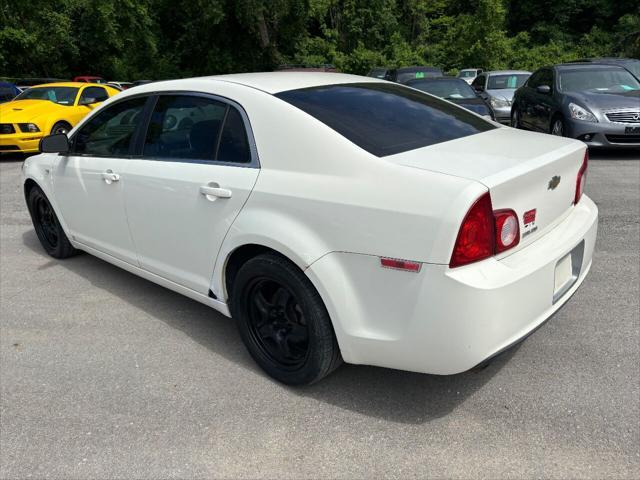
[79,97,97,106]
[536,85,551,94]
[473,84,484,92]
[39,134,69,154]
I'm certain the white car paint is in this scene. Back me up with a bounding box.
[23,72,598,375]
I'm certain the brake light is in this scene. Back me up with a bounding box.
[450,193,521,268]
[450,192,495,268]
[574,150,588,205]
[494,210,520,253]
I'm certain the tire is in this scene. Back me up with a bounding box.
[231,253,342,385]
[50,121,71,135]
[511,107,521,129]
[550,116,565,136]
[26,185,77,258]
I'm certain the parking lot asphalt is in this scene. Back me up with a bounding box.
[1,149,639,479]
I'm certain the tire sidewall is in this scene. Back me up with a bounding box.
[231,254,337,385]
[27,186,72,258]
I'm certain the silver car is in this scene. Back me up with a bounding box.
[471,70,531,124]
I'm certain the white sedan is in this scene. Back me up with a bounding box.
[23,73,598,385]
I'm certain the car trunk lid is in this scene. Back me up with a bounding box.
[386,127,586,253]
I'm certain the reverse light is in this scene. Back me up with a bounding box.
[380,257,421,273]
[18,123,40,133]
[568,103,597,123]
[494,210,520,253]
[574,150,588,205]
[450,192,521,268]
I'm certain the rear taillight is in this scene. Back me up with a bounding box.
[450,192,495,268]
[494,209,520,253]
[450,192,521,268]
[574,150,588,205]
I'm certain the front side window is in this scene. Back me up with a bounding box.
[72,97,147,156]
[526,71,543,88]
[143,95,251,163]
[15,86,79,106]
[487,74,530,90]
[79,86,109,104]
[276,83,495,157]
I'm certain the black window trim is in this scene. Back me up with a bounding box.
[66,90,260,169]
[137,91,259,168]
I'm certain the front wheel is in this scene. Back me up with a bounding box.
[511,107,521,129]
[551,117,565,137]
[50,121,71,135]
[231,253,342,385]
[27,185,77,258]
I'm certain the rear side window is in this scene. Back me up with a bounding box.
[276,83,495,157]
[143,95,251,163]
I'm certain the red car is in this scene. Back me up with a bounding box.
[72,75,106,84]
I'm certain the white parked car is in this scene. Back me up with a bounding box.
[24,73,598,385]
[457,68,483,84]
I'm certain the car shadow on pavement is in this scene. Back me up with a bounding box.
[22,229,516,425]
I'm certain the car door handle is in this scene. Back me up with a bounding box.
[102,170,120,184]
[200,184,232,199]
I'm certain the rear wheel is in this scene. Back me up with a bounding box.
[51,121,71,135]
[27,186,77,258]
[231,253,341,385]
[551,117,565,137]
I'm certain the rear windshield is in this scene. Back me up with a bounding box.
[396,69,442,84]
[276,83,495,157]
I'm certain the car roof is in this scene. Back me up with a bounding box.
[554,63,628,71]
[407,77,466,83]
[193,72,384,94]
[396,66,441,72]
[29,82,105,88]
[484,70,530,75]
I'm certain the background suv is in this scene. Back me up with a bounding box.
[471,70,531,124]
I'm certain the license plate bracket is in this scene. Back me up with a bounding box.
[553,241,585,304]
[625,126,640,134]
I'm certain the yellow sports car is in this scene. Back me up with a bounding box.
[0,82,119,154]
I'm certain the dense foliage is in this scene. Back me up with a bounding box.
[1,0,638,80]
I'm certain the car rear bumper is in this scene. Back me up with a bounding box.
[567,120,640,148]
[306,195,598,375]
[0,131,43,153]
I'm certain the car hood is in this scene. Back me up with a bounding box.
[0,99,64,123]
[486,89,516,101]
[565,89,640,111]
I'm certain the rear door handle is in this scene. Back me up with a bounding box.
[200,183,232,199]
[102,169,120,184]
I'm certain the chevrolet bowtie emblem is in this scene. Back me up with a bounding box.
[548,175,561,190]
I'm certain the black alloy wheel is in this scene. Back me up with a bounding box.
[231,253,342,385]
[27,186,77,258]
[247,278,309,368]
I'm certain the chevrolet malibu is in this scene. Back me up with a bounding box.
[23,73,598,385]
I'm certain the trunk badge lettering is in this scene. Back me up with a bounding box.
[548,175,561,190]
[523,209,537,225]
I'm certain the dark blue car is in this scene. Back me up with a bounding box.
[0,81,20,103]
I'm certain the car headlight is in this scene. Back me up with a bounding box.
[568,103,597,123]
[490,97,510,109]
[18,123,40,133]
